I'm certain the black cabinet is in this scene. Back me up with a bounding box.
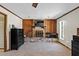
[11,29,24,50]
[72,35,79,56]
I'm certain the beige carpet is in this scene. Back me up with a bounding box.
[0,38,71,56]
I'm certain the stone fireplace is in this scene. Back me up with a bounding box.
[33,27,45,37]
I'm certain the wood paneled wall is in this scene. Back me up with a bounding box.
[44,19,57,33]
[51,20,57,33]
[23,19,33,37]
[23,19,57,37]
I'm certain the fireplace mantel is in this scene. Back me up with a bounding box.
[33,27,44,30]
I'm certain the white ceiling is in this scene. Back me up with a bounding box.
[0,3,79,19]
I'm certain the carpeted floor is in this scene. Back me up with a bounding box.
[0,38,71,56]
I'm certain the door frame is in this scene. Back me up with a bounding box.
[0,12,7,52]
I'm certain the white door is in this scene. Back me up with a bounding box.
[0,14,4,48]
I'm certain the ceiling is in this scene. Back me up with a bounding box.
[0,3,79,19]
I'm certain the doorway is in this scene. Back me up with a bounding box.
[0,12,7,52]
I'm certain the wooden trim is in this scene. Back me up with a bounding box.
[0,48,4,50]
[4,14,7,52]
[0,12,7,52]
[0,5,23,20]
[57,6,79,19]
[58,41,71,50]
[0,12,7,16]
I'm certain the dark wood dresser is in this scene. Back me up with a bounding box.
[11,29,24,50]
[72,35,79,56]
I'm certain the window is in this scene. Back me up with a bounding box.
[59,21,64,40]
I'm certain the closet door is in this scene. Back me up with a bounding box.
[0,14,4,49]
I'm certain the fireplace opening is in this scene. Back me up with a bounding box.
[35,30,43,37]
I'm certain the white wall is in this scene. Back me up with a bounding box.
[57,8,79,49]
[0,6,22,50]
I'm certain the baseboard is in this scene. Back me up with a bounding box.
[58,41,71,50]
[6,49,10,52]
[0,48,10,52]
[0,48,4,52]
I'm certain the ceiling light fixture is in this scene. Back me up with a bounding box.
[32,3,38,8]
